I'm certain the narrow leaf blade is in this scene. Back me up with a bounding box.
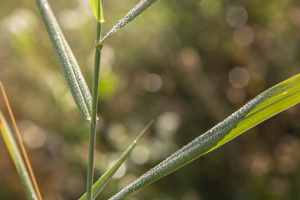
[0,111,38,200]
[89,0,104,23]
[0,82,43,200]
[79,120,154,200]
[109,74,300,200]
[97,0,158,45]
[35,0,92,120]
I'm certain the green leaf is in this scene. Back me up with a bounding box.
[89,0,104,23]
[108,74,300,200]
[0,111,38,200]
[79,120,154,200]
[97,0,158,45]
[35,0,92,120]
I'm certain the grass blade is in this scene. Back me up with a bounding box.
[89,0,104,23]
[35,0,92,120]
[0,111,38,200]
[108,74,300,200]
[79,119,154,200]
[97,0,158,45]
[0,82,42,200]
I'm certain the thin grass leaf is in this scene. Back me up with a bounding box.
[97,0,158,45]
[0,111,38,200]
[79,119,154,200]
[108,74,300,200]
[35,0,92,120]
[0,82,43,200]
[89,0,104,23]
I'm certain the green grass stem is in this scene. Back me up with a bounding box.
[86,1,103,200]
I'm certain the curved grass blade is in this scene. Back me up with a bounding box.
[79,119,154,200]
[0,82,42,200]
[89,0,104,23]
[35,0,92,120]
[97,0,158,46]
[0,111,38,200]
[108,74,300,200]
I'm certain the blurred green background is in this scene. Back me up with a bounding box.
[1,0,300,199]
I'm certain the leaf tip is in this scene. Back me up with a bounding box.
[136,119,155,141]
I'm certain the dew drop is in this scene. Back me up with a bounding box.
[43,3,48,10]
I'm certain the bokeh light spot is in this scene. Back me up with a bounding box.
[156,112,181,138]
[107,123,127,144]
[179,47,201,71]
[234,25,255,46]
[144,73,162,92]
[108,162,126,179]
[59,9,83,30]
[226,6,248,28]
[1,8,38,35]
[229,67,250,88]
[250,154,270,176]
[23,125,47,148]
[131,146,150,165]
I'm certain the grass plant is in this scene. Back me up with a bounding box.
[0,0,300,199]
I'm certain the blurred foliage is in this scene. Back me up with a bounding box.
[1,0,300,200]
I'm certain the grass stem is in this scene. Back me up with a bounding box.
[86,3,103,199]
